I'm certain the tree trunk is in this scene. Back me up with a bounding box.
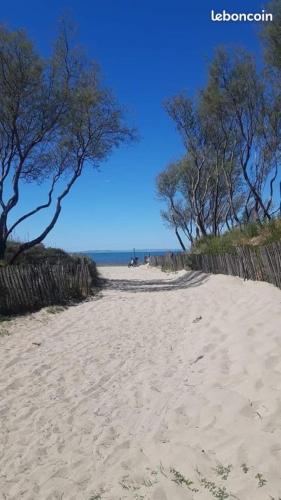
[241,163,271,221]
[175,227,186,251]
[9,165,83,264]
[0,216,7,260]
[0,238,6,260]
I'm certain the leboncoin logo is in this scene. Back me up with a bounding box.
[211,9,273,22]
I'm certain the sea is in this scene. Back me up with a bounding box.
[79,249,179,266]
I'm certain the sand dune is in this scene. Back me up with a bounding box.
[0,265,281,499]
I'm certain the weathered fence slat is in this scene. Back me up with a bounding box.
[0,259,97,315]
[150,242,281,291]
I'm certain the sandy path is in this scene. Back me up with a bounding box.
[0,265,281,499]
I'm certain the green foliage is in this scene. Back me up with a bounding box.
[0,22,134,263]
[192,232,237,255]
[242,223,260,239]
[88,462,280,498]
[262,219,281,245]
[3,241,99,284]
[46,305,67,314]
[157,163,181,199]
[0,325,10,336]
[214,464,233,481]
[193,218,281,255]
[4,242,75,266]
[255,472,267,487]
[198,476,230,499]
[170,467,199,492]
[158,32,281,252]
[262,0,281,70]
[0,315,12,322]
[0,243,99,316]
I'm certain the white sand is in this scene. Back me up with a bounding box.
[1,265,281,499]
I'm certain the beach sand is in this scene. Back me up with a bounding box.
[0,265,281,499]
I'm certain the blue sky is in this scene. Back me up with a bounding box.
[1,0,271,250]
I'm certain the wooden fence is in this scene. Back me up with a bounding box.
[150,253,191,272]
[0,258,98,315]
[150,241,281,290]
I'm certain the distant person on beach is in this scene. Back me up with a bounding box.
[128,257,138,267]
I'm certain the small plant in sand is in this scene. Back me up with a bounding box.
[201,479,229,499]
[141,475,158,488]
[119,470,158,494]
[214,464,233,480]
[46,305,67,314]
[0,315,11,323]
[89,495,102,500]
[196,468,230,499]
[0,327,10,337]
[255,472,267,487]
[170,467,199,492]
[119,479,130,490]
[241,463,249,474]
[119,475,140,491]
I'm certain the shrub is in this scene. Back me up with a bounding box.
[0,243,100,316]
[192,217,281,255]
[4,241,76,266]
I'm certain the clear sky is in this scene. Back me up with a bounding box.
[1,0,271,251]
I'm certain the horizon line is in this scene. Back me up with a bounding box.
[71,248,181,253]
